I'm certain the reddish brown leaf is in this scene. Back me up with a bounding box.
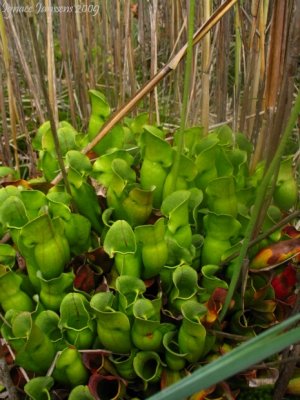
[88,373,126,400]
[86,247,114,274]
[271,264,297,300]
[74,264,98,292]
[282,225,300,239]
[81,350,111,373]
[205,288,228,324]
[250,238,300,271]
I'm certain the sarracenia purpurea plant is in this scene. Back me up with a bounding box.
[0,1,299,399]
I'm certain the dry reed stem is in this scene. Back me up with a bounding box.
[233,3,242,132]
[58,0,77,128]
[0,12,19,172]
[215,0,230,123]
[4,10,44,124]
[46,0,58,127]
[238,1,260,137]
[85,0,95,89]
[201,0,211,135]
[28,11,71,195]
[149,0,160,125]
[112,0,123,106]
[74,0,89,127]
[0,67,12,166]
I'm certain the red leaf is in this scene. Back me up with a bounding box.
[86,247,114,273]
[82,351,110,373]
[88,374,126,400]
[74,264,98,292]
[271,264,297,300]
[205,288,229,324]
[282,225,300,238]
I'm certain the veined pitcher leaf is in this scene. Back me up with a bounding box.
[216,124,234,146]
[135,218,168,278]
[38,271,74,311]
[12,314,56,373]
[178,301,207,363]
[205,176,238,217]
[68,168,103,234]
[0,195,28,228]
[174,126,203,156]
[133,351,164,383]
[0,266,34,312]
[140,129,173,167]
[203,212,241,241]
[69,385,94,400]
[161,190,191,234]
[201,265,228,293]
[90,291,132,353]
[59,293,95,349]
[104,219,137,256]
[93,149,134,173]
[53,347,89,387]
[169,264,199,311]
[143,124,165,139]
[127,112,149,134]
[116,275,146,315]
[110,348,139,380]
[20,190,47,220]
[24,376,54,400]
[0,243,16,267]
[35,310,63,345]
[19,214,70,280]
[163,330,187,371]
[89,89,110,117]
[65,150,92,174]
[116,185,154,227]
[195,134,219,189]
[131,298,163,351]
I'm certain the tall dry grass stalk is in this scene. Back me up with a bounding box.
[200,0,211,135]
[46,0,58,127]
[148,0,160,125]
[0,11,20,172]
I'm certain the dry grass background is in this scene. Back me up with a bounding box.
[0,0,299,176]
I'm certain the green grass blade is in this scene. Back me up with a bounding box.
[147,314,300,400]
